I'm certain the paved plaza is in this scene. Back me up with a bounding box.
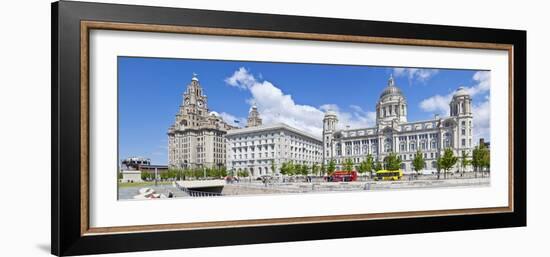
[119,174,490,200]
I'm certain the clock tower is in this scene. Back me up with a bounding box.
[177,73,209,128]
[168,73,236,169]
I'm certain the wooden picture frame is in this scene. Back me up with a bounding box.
[52,1,526,256]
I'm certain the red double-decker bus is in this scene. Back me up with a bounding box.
[326,171,358,182]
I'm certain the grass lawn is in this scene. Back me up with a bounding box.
[117,181,173,188]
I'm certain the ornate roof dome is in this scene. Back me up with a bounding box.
[324,109,337,117]
[453,86,469,97]
[191,72,199,81]
[380,74,403,98]
[209,111,220,117]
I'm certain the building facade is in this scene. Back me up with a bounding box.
[323,75,474,173]
[246,104,263,127]
[168,74,236,169]
[226,121,323,177]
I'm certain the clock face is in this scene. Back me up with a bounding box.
[198,101,203,107]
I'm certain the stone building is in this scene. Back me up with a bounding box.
[168,74,236,169]
[323,75,474,173]
[246,104,262,127]
[226,122,323,178]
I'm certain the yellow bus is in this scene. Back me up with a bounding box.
[374,170,403,181]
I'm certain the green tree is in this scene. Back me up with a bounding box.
[357,160,368,180]
[472,146,480,177]
[193,168,202,179]
[472,145,490,177]
[140,171,150,181]
[374,160,383,172]
[205,168,215,178]
[171,168,182,180]
[365,154,374,179]
[460,150,471,177]
[412,150,425,179]
[218,166,228,178]
[474,144,490,177]
[384,152,402,171]
[163,168,179,180]
[439,148,458,179]
[183,169,193,180]
[280,161,294,176]
[300,164,309,176]
[271,160,277,175]
[293,164,302,176]
[327,159,336,174]
[482,150,490,176]
[343,158,354,172]
[311,163,320,176]
[237,170,249,178]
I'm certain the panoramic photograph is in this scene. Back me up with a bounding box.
[117,57,491,200]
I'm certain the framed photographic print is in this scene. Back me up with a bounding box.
[51,1,526,256]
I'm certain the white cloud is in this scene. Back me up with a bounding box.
[393,68,439,83]
[472,96,491,143]
[224,67,376,137]
[419,94,452,114]
[419,71,491,144]
[346,105,377,129]
[467,70,491,96]
[219,112,246,127]
[419,71,490,115]
[224,67,256,89]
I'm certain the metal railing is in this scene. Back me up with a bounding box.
[175,183,223,197]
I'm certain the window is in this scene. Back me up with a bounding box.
[462,139,466,147]
[384,138,392,152]
[462,128,466,136]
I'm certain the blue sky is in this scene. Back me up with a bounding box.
[118,57,491,165]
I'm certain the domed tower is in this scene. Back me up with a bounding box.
[246,104,262,128]
[183,73,208,114]
[174,73,209,129]
[323,110,338,164]
[450,87,473,151]
[376,74,407,126]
